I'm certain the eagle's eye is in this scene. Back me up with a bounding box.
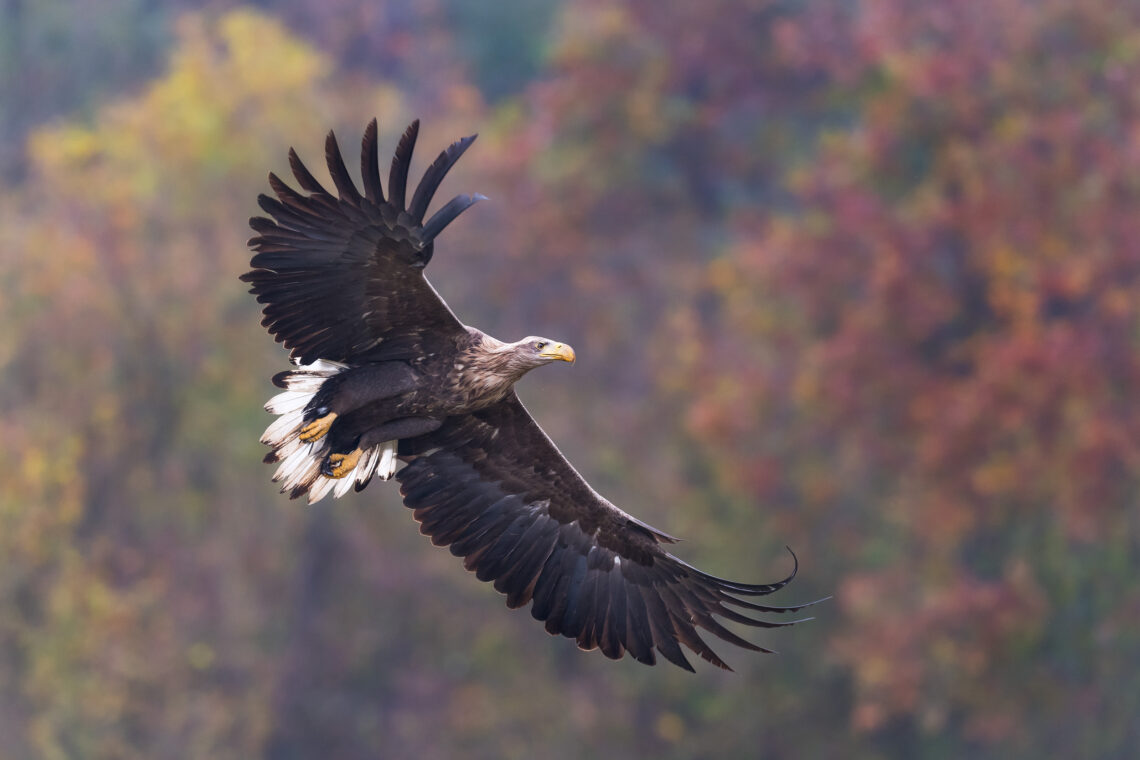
[534,341,547,351]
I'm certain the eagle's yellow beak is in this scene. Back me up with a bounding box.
[540,342,576,364]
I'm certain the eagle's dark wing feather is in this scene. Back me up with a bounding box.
[241,119,482,364]
[397,393,818,671]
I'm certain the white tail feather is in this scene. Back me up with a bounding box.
[283,457,322,495]
[274,441,315,484]
[262,410,303,446]
[264,390,311,415]
[333,471,356,499]
[260,360,402,504]
[359,446,381,480]
[271,434,305,463]
[307,476,337,504]
[378,442,398,480]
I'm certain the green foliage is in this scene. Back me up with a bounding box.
[2,1,1138,758]
[0,0,169,180]
[442,0,562,101]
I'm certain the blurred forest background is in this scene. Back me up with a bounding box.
[2,0,1138,758]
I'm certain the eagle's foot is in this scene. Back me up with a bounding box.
[299,411,338,442]
[322,448,362,479]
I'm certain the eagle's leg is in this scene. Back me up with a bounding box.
[298,362,418,445]
[323,448,363,478]
[299,411,338,442]
[321,416,444,479]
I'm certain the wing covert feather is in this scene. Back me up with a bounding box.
[397,393,820,671]
[241,119,481,364]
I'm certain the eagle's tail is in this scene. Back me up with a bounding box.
[259,359,398,504]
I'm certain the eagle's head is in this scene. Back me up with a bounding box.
[518,336,576,366]
[471,333,576,386]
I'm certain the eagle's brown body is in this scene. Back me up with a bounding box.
[241,119,821,672]
[292,327,574,478]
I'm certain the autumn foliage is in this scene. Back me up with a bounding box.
[2,1,1138,758]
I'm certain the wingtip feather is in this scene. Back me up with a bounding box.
[408,133,478,223]
[288,147,329,195]
[361,118,384,204]
[324,129,363,204]
[388,119,420,210]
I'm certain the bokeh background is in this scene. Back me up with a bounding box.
[3,0,1139,757]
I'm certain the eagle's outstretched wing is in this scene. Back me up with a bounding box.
[241,119,483,364]
[398,392,819,671]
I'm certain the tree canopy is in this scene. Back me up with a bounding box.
[2,2,1137,757]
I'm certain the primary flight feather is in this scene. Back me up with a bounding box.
[242,118,820,671]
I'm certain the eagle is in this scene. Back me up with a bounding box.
[241,119,819,671]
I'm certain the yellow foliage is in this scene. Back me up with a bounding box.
[3,9,376,757]
[1,435,83,564]
[555,4,634,64]
[654,711,685,743]
[219,10,330,97]
[27,8,335,213]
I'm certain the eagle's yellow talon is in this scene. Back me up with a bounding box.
[323,448,363,479]
[299,411,338,442]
